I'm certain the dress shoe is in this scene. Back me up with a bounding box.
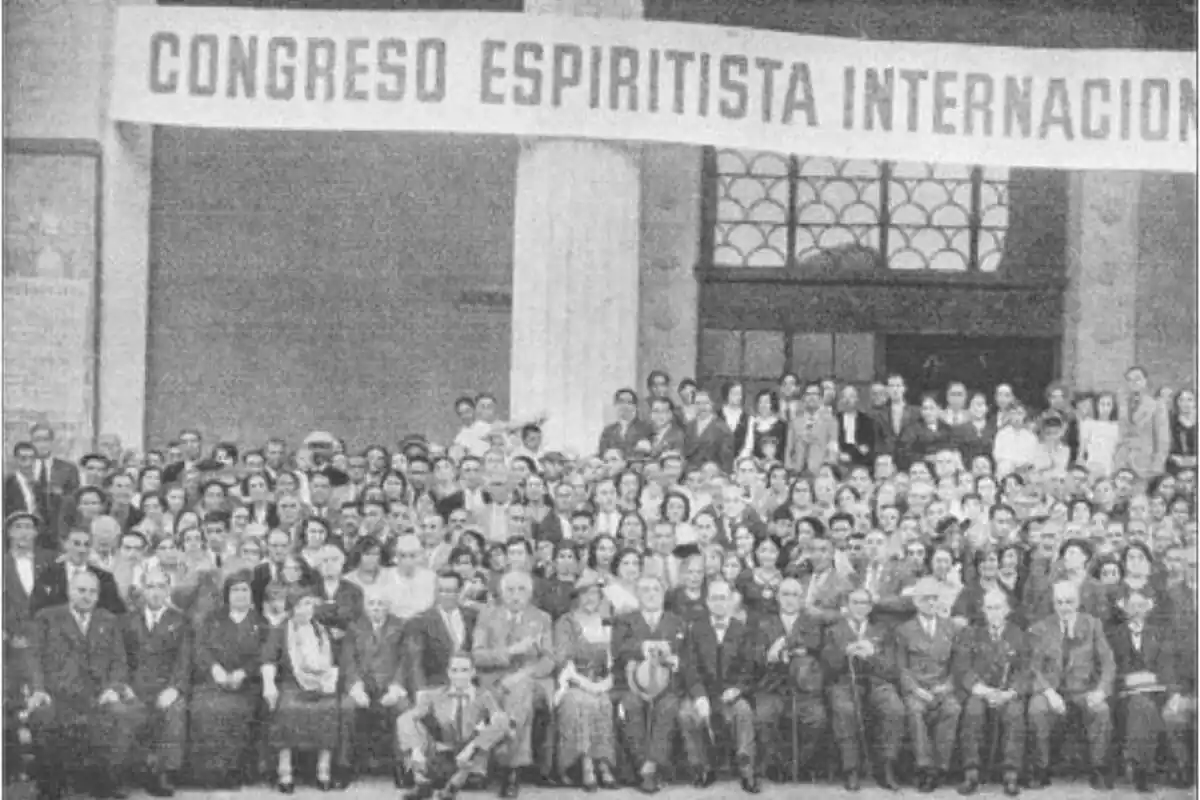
[404,786,435,800]
[693,769,717,788]
[1002,769,1021,796]
[844,771,861,792]
[500,769,521,799]
[741,773,761,794]
[596,763,617,790]
[638,773,660,794]
[1133,769,1152,793]
[1088,770,1106,791]
[1038,770,1052,788]
[958,768,980,795]
[435,788,458,800]
[147,772,175,798]
[581,779,598,793]
[538,772,561,787]
[876,760,899,791]
[464,776,489,792]
[277,782,295,795]
[316,779,334,792]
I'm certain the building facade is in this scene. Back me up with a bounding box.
[4,0,1196,456]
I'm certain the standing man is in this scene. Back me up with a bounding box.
[29,423,81,546]
[894,577,962,793]
[837,385,877,468]
[823,587,903,791]
[953,588,1028,796]
[31,528,125,616]
[471,570,555,797]
[683,391,735,475]
[1026,580,1115,789]
[1116,365,1171,479]
[598,389,652,461]
[785,383,838,476]
[875,375,920,460]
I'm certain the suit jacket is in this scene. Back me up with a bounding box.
[681,615,754,700]
[342,614,408,693]
[405,684,505,750]
[3,473,37,521]
[952,620,1031,699]
[598,419,653,460]
[684,417,736,474]
[313,579,365,635]
[1027,612,1116,697]
[24,458,80,547]
[30,605,129,709]
[749,610,824,695]
[532,511,569,544]
[533,578,575,621]
[646,423,687,461]
[796,568,854,626]
[407,605,477,691]
[122,606,192,700]
[836,411,878,467]
[1117,394,1171,477]
[874,404,922,459]
[720,409,751,457]
[471,604,555,689]
[822,616,900,688]
[1109,621,1177,695]
[31,561,126,616]
[951,421,998,466]
[785,410,838,475]
[895,615,959,696]
[610,608,688,693]
[898,420,956,471]
[866,560,920,630]
[3,549,56,643]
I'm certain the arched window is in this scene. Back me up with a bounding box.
[711,150,1009,272]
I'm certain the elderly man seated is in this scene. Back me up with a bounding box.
[471,570,555,798]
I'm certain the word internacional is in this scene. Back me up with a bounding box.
[112,8,1199,174]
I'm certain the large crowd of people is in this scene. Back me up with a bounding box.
[2,363,1197,800]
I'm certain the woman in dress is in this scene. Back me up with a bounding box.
[243,472,280,528]
[553,572,617,790]
[298,518,331,571]
[742,389,788,461]
[737,535,784,617]
[189,572,264,788]
[261,591,355,792]
[523,473,552,527]
[344,536,401,613]
[134,466,163,509]
[604,548,642,615]
[720,381,751,457]
[1078,391,1122,479]
[1168,388,1197,475]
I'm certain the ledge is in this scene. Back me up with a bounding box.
[694,265,1069,291]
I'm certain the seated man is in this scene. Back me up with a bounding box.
[678,579,759,793]
[343,594,410,785]
[471,570,555,798]
[28,570,139,799]
[1163,554,1197,788]
[397,652,512,800]
[1026,580,1115,789]
[611,575,687,794]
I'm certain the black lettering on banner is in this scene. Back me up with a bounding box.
[416,39,446,102]
[1140,78,1169,141]
[305,38,336,101]
[266,37,297,100]
[663,50,694,114]
[1038,78,1074,140]
[755,57,783,122]
[1003,76,1032,138]
[843,66,855,129]
[1081,78,1110,139]
[551,44,582,106]
[226,36,257,98]
[781,62,817,126]
[149,32,180,93]
[932,70,957,134]
[188,34,219,96]
[898,69,928,132]
[863,67,893,131]
[589,46,603,109]
[962,73,994,136]
[377,39,406,101]
[513,42,544,106]
[610,45,640,111]
[1119,78,1133,139]
[480,39,506,104]
[343,37,370,101]
[718,55,748,120]
[698,52,711,116]
[1182,79,1197,141]
[648,49,660,112]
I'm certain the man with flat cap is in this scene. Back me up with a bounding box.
[894,576,962,793]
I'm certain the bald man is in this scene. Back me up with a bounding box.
[472,570,555,797]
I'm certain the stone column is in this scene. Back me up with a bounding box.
[1062,171,1140,392]
[509,0,644,455]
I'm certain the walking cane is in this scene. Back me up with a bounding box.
[848,653,873,778]
[987,652,1013,779]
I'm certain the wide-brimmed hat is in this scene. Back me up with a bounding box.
[627,656,672,701]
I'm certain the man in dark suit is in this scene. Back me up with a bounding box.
[1109,591,1175,792]
[952,393,998,466]
[597,388,653,461]
[836,386,877,468]
[748,576,827,782]
[408,572,477,692]
[122,569,191,797]
[1026,580,1115,789]
[532,482,575,545]
[874,374,920,461]
[27,570,139,799]
[4,511,56,726]
[822,587,904,791]
[646,397,687,461]
[679,579,759,793]
[344,594,411,785]
[31,528,125,616]
[28,424,80,546]
[895,577,962,793]
[611,575,688,794]
[5,442,44,535]
[953,588,1028,796]
[684,390,735,474]
[252,528,316,610]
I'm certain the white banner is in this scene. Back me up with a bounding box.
[111,8,1197,173]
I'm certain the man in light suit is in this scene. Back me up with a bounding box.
[1116,365,1172,479]
[597,389,653,461]
[397,652,512,800]
[785,382,838,476]
[471,570,555,797]
[1026,580,1115,789]
[894,577,962,793]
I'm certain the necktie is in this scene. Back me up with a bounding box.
[992,626,1003,641]
[77,613,90,634]
[455,694,466,740]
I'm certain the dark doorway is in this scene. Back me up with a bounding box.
[884,335,1058,410]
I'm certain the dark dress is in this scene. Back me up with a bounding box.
[1168,414,1197,474]
[263,621,355,752]
[188,610,264,783]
